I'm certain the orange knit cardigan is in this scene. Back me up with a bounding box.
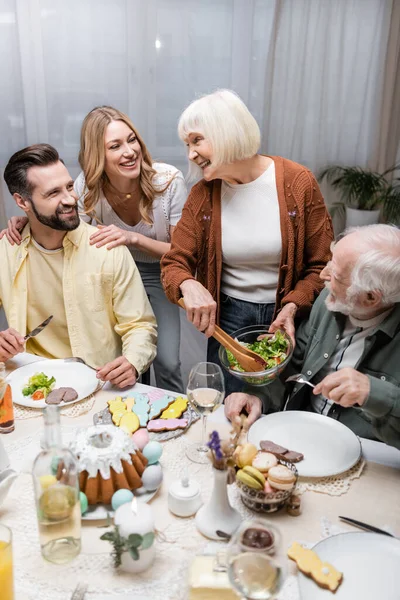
[161,156,334,322]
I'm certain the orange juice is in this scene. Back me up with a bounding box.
[0,539,14,600]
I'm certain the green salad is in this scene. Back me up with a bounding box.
[227,330,289,373]
[22,372,56,399]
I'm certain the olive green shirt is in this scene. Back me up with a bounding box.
[285,288,400,449]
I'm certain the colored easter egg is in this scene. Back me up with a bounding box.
[80,491,88,515]
[132,428,150,451]
[142,441,163,465]
[142,464,163,491]
[111,488,134,511]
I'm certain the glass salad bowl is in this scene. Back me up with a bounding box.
[218,326,293,387]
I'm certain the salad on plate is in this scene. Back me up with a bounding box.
[22,372,56,401]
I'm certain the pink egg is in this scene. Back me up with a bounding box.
[132,428,149,450]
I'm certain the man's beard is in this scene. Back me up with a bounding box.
[324,282,355,315]
[30,199,80,231]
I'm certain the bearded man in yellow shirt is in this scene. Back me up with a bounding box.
[0,144,157,388]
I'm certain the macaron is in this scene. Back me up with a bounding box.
[252,451,278,473]
[236,466,266,490]
[267,465,296,491]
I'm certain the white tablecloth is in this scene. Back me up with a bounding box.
[1,354,400,600]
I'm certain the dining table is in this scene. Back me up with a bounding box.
[1,352,400,600]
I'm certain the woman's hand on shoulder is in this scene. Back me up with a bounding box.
[269,302,297,347]
[0,216,28,245]
[180,279,217,337]
[89,224,138,250]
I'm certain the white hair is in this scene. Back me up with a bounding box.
[344,224,400,305]
[178,89,261,181]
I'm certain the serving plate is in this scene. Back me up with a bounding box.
[248,411,361,477]
[93,400,199,442]
[8,358,101,408]
[298,532,400,599]
[81,484,161,521]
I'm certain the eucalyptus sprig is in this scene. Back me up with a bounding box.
[100,525,155,567]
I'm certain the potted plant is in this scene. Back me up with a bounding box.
[319,164,400,227]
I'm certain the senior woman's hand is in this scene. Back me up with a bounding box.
[179,279,217,337]
[224,393,262,426]
[269,302,297,347]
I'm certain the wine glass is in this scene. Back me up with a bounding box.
[226,519,285,600]
[186,362,225,464]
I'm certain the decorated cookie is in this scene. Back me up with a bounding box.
[107,398,128,414]
[130,393,150,426]
[287,542,343,592]
[160,396,188,419]
[112,409,128,426]
[119,412,140,435]
[124,397,136,411]
[147,388,168,404]
[148,394,175,420]
[147,418,188,432]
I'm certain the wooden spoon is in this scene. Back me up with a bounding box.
[177,298,268,372]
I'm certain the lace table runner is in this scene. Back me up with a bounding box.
[296,458,366,496]
[13,394,96,420]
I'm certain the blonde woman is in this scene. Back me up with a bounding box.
[162,89,334,396]
[3,106,186,393]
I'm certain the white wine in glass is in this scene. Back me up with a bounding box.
[228,553,284,600]
[227,519,285,600]
[186,362,224,464]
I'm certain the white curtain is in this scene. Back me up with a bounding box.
[262,0,394,171]
[0,0,276,223]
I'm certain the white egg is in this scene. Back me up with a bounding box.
[141,464,163,491]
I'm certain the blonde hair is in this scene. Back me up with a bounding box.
[79,106,172,224]
[178,89,261,181]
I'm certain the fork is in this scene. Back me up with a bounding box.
[70,582,88,600]
[285,373,315,388]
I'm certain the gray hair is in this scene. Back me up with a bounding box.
[344,224,400,305]
[178,89,261,182]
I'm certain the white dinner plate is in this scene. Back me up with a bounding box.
[8,358,101,408]
[298,532,400,599]
[248,411,361,477]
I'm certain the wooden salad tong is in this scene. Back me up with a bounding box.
[178,298,267,372]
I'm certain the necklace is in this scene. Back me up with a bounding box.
[105,178,139,203]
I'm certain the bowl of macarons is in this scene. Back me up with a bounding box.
[234,441,299,513]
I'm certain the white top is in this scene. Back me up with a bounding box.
[220,161,281,303]
[74,162,187,263]
[311,308,394,415]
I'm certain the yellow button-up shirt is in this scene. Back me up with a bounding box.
[0,222,157,373]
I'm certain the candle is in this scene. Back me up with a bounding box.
[113,499,155,573]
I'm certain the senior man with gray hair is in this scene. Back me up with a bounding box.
[225,224,400,449]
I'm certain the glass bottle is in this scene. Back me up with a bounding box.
[0,363,15,434]
[32,406,81,564]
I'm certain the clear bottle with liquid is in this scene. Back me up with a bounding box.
[0,363,15,434]
[32,406,81,564]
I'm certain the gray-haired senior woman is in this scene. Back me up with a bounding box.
[161,89,334,397]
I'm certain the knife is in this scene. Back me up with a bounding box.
[339,516,395,537]
[24,315,54,341]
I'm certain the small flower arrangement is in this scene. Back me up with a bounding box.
[100,526,155,567]
[206,416,249,482]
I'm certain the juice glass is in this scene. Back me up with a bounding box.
[0,524,14,600]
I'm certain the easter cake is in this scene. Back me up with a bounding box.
[70,425,148,505]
